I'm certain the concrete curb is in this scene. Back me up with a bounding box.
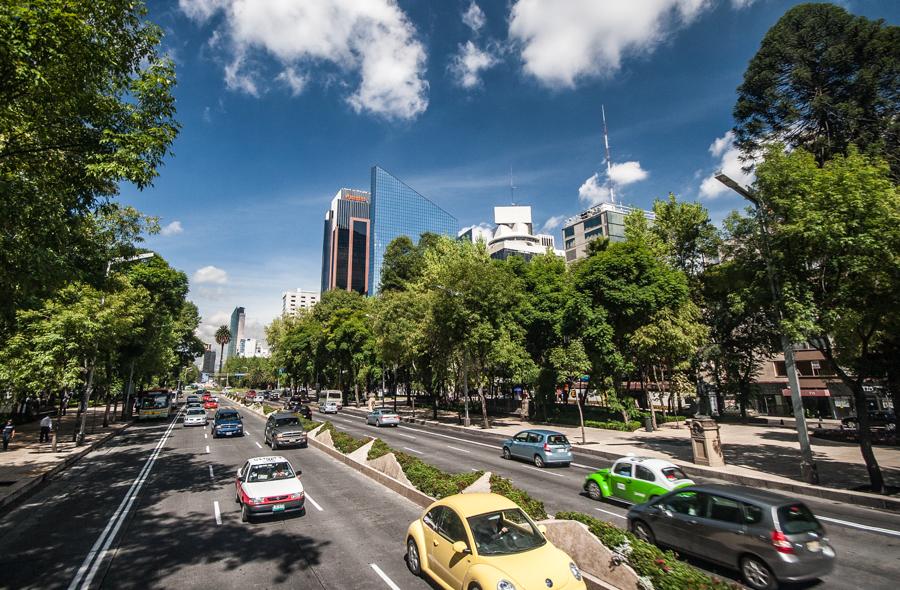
[0,422,130,514]
[342,407,900,513]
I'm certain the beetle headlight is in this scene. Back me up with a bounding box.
[570,562,582,581]
[497,580,516,590]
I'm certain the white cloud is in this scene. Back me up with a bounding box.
[193,265,229,285]
[540,215,564,233]
[462,1,486,33]
[608,161,648,186]
[159,220,183,236]
[508,0,711,87]
[578,173,612,206]
[699,130,756,199]
[730,0,757,7]
[180,0,428,120]
[450,41,499,88]
[275,67,307,96]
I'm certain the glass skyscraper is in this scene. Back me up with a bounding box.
[321,189,371,295]
[368,166,458,295]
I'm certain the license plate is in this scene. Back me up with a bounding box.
[272,504,285,512]
[806,541,821,552]
[224,431,234,436]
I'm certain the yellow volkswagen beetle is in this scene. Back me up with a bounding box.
[405,493,587,590]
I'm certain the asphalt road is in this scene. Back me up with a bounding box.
[0,400,432,590]
[325,406,900,590]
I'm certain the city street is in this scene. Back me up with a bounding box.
[0,401,430,590]
[325,406,900,590]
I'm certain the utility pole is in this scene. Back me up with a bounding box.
[715,173,818,484]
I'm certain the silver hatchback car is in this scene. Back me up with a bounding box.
[627,484,835,590]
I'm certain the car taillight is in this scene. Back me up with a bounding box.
[543,443,550,451]
[771,530,794,554]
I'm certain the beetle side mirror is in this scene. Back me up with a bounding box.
[451,541,470,554]
[537,524,548,535]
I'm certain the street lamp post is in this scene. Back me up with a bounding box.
[77,253,154,445]
[715,173,819,484]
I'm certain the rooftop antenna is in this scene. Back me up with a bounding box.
[602,104,615,204]
[509,166,517,205]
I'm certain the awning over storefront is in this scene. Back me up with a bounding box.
[781,388,830,397]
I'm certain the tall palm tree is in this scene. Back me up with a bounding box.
[215,325,231,377]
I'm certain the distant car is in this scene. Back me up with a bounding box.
[202,392,212,402]
[842,411,896,431]
[628,484,835,590]
[204,399,219,410]
[264,412,308,450]
[245,390,258,402]
[584,457,694,504]
[185,395,201,405]
[183,407,208,427]
[185,402,203,412]
[235,456,305,522]
[212,409,244,438]
[366,408,400,427]
[321,401,339,414]
[405,493,586,590]
[268,390,280,401]
[502,429,573,468]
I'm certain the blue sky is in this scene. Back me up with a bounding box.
[128,0,898,347]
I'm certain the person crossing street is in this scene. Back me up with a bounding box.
[2,420,14,451]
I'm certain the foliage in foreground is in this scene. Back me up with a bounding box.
[556,512,739,590]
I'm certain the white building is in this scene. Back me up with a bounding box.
[459,206,564,261]
[237,338,270,359]
[282,289,320,315]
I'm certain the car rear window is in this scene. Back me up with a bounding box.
[547,435,569,445]
[661,467,688,481]
[777,503,820,534]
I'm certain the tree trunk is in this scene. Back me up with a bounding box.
[640,368,657,430]
[575,383,586,444]
[477,381,490,429]
[52,388,65,452]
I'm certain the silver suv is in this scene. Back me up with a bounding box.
[627,484,835,590]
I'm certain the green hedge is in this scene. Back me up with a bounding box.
[320,421,368,454]
[584,419,642,431]
[555,512,739,590]
[368,438,392,460]
[298,416,322,431]
[489,474,547,520]
[367,438,481,499]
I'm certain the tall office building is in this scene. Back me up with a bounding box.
[561,202,655,262]
[460,205,564,261]
[227,306,245,360]
[321,189,371,295]
[282,289,319,315]
[368,166,458,295]
[201,345,216,374]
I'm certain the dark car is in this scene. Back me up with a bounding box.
[627,484,835,590]
[264,412,308,450]
[212,409,244,438]
[841,411,896,431]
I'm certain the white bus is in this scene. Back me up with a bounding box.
[318,390,343,409]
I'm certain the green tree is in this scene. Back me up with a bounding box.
[215,326,231,375]
[0,0,180,328]
[734,3,900,179]
[755,145,900,493]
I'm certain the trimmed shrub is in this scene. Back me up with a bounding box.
[298,416,321,431]
[489,474,547,520]
[583,419,642,431]
[367,438,392,461]
[555,512,739,590]
[367,438,481,498]
[320,421,368,454]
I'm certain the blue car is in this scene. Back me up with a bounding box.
[502,429,573,468]
[212,409,244,438]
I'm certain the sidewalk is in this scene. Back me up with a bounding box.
[0,407,130,511]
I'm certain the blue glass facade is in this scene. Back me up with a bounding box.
[368,166,458,295]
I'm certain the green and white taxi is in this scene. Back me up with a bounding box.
[583,456,694,504]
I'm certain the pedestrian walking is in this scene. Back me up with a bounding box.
[40,415,52,443]
[2,420,14,451]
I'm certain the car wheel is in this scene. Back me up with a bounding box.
[741,555,776,590]
[235,491,240,504]
[502,447,511,460]
[587,481,602,501]
[468,584,482,590]
[533,454,544,468]
[405,538,422,576]
[241,503,250,523]
[632,520,655,545]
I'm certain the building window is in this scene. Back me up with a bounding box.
[563,226,575,238]
[584,228,604,240]
[583,215,602,230]
[565,238,575,249]
[774,361,787,377]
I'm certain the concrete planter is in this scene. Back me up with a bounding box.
[366,452,415,488]
[539,519,642,590]
[461,471,492,493]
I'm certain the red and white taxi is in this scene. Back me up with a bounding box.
[203,397,218,410]
[235,456,305,522]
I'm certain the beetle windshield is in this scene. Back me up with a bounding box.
[467,509,546,556]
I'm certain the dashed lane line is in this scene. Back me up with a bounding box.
[305,492,323,512]
[571,462,601,470]
[255,441,262,449]
[214,501,222,525]
[526,466,566,478]
[817,515,900,537]
[595,507,627,520]
[208,465,214,481]
[447,445,471,454]
[403,447,424,455]
[369,563,402,590]
[205,445,210,454]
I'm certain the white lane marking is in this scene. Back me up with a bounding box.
[208,465,214,481]
[526,466,566,478]
[214,501,222,525]
[68,411,181,590]
[370,563,402,590]
[595,507,627,520]
[447,445,471,454]
[204,433,208,439]
[571,462,600,470]
[398,425,495,448]
[332,415,418,439]
[818,515,900,537]
[403,447,424,455]
[305,492,323,512]
[205,445,210,454]
[255,441,262,449]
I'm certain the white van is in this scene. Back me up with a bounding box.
[318,390,343,409]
